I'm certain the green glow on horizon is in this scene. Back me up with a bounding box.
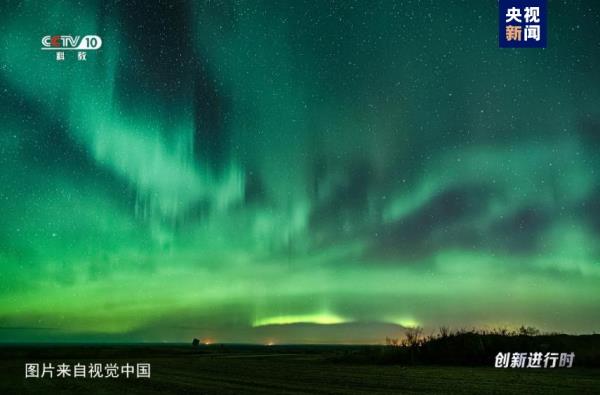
[253,313,348,327]
[388,317,420,329]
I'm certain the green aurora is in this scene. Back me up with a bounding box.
[1,0,600,343]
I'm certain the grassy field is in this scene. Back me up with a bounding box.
[0,345,598,394]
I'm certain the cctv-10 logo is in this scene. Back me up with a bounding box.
[41,35,102,50]
[41,35,102,61]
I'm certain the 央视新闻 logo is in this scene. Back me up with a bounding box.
[499,0,547,48]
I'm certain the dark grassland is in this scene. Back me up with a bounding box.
[0,344,598,394]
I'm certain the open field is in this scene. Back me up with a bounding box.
[0,345,598,394]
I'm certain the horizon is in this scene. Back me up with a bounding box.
[3,328,600,347]
[1,321,598,345]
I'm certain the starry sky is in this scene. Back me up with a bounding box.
[0,0,599,343]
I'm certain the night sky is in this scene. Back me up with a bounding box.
[1,0,599,343]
